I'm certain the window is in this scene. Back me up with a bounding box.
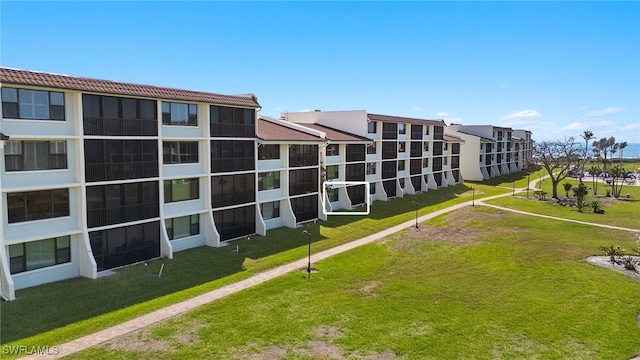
[345,163,364,181]
[289,168,318,196]
[2,88,65,120]
[411,124,423,140]
[258,144,280,160]
[410,142,422,157]
[444,157,448,166]
[369,183,376,194]
[423,158,429,168]
[326,144,339,156]
[367,163,376,175]
[213,205,256,241]
[165,215,199,240]
[367,142,376,154]
[86,182,159,228]
[7,189,69,223]
[425,126,430,135]
[382,123,398,139]
[258,171,281,190]
[163,142,198,164]
[260,201,280,220]
[346,144,365,162]
[423,142,429,152]
[289,144,318,167]
[9,236,71,274]
[433,126,444,140]
[326,187,339,202]
[433,141,443,156]
[398,160,405,171]
[211,173,255,208]
[211,140,254,173]
[164,178,199,203]
[399,178,405,188]
[162,102,197,126]
[82,95,157,136]
[367,121,377,134]
[210,106,255,138]
[5,140,67,171]
[382,142,396,159]
[444,143,448,151]
[382,161,396,179]
[398,142,406,153]
[89,221,160,271]
[290,195,317,223]
[398,124,406,134]
[410,159,421,175]
[326,165,339,180]
[84,139,158,182]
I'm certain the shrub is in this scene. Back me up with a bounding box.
[599,245,624,262]
[589,201,604,214]
[534,190,548,200]
[622,256,638,271]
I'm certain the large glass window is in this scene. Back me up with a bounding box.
[258,144,280,160]
[4,140,67,171]
[289,144,318,167]
[84,139,158,182]
[211,140,254,173]
[398,160,406,172]
[89,221,160,271]
[291,195,317,223]
[163,141,198,164]
[82,94,157,136]
[258,171,280,191]
[210,106,255,138]
[260,201,280,220]
[7,189,69,223]
[382,123,398,139]
[211,173,255,208]
[398,123,406,134]
[366,142,376,155]
[289,168,318,196]
[213,205,255,241]
[346,144,365,162]
[86,182,159,228]
[2,88,65,120]
[164,178,199,203]
[9,236,71,274]
[326,187,339,202]
[166,215,199,240]
[162,102,197,126]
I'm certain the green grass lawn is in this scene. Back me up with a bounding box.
[486,178,640,230]
[65,207,640,359]
[0,183,508,349]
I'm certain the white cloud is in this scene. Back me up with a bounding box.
[435,111,462,123]
[435,111,450,117]
[623,123,640,130]
[501,110,541,120]
[562,122,588,131]
[586,107,623,117]
[413,107,422,112]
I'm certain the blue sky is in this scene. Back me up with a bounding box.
[1,1,638,142]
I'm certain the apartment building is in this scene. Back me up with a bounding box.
[445,124,533,181]
[0,68,260,300]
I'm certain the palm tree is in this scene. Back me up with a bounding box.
[587,165,600,195]
[580,130,594,181]
[609,165,626,198]
[618,141,628,164]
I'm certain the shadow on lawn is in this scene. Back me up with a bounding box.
[1,229,328,344]
[0,183,478,344]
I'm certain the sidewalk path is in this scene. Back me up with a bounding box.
[23,174,636,359]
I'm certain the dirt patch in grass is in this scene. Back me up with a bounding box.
[357,281,382,298]
[106,320,206,353]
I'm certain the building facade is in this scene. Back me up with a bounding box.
[0,68,532,300]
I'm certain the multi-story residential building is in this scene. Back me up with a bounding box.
[445,124,533,181]
[0,68,531,300]
[0,68,260,300]
[282,110,464,204]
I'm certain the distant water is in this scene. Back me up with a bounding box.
[621,143,640,158]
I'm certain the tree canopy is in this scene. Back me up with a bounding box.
[533,137,582,199]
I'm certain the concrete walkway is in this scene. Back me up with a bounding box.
[21,176,639,359]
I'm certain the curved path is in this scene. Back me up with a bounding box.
[22,174,639,359]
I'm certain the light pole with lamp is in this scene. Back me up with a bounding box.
[412,199,419,230]
[472,185,475,207]
[512,179,515,196]
[302,228,311,279]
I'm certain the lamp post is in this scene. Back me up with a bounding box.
[526,170,531,199]
[412,200,419,229]
[302,229,311,279]
[472,185,475,207]
[512,179,515,196]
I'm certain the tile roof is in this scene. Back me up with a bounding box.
[456,130,495,142]
[0,67,260,108]
[294,123,370,142]
[257,119,323,142]
[0,132,9,140]
[368,113,445,126]
[444,134,464,142]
